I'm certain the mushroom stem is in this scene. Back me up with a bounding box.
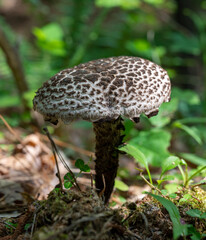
[93,117,124,203]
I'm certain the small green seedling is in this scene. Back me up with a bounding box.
[120,143,206,240]
[147,193,205,240]
[75,159,90,173]
[147,192,187,240]
[63,159,90,189]
[64,172,75,189]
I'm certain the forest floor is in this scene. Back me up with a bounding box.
[0,121,206,240]
[0,186,205,240]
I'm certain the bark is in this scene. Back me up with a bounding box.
[0,27,29,111]
[93,117,124,204]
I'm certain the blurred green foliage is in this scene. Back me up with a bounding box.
[0,0,205,177]
[33,23,67,56]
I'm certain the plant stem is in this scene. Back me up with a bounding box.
[186,166,206,187]
[139,172,164,196]
[178,164,186,186]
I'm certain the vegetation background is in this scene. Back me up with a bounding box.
[0,1,206,239]
[0,0,205,199]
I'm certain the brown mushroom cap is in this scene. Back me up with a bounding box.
[33,56,171,124]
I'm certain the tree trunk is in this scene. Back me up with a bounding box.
[0,27,29,112]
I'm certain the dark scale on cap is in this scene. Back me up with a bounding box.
[85,74,99,83]
[61,78,72,85]
[115,79,124,87]
[109,70,117,74]
[33,56,171,123]
[70,69,89,75]
[51,82,58,87]
[119,68,128,73]
[127,73,136,77]
[76,85,81,90]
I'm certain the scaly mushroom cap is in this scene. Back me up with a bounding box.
[33,56,171,124]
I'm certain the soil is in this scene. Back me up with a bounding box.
[0,187,205,240]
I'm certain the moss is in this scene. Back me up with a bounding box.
[2,186,205,239]
[32,188,133,240]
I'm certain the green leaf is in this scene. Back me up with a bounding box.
[126,39,152,58]
[157,175,175,185]
[114,179,129,191]
[33,23,64,41]
[166,33,200,56]
[172,88,200,105]
[119,143,152,179]
[33,23,66,56]
[176,117,206,125]
[187,225,201,240]
[95,0,140,9]
[160,156,182,178]
[75,159,84,169]
[149,98,178,127]
[64,172,74,182]
[75,159,90,172]
[162,175,175,181]
[64,181,73,189]
[147,192,187,240]
[144,0,164,5]
[23,90,36,109]
[5,221,17,229]
[118,195,126,203]
[161,189,168,195]
[179,153,206,166]
[183,194,192,200]
[164,183,180,194]
[119,143,153,184]
[128,128,171,166]
[169,193,177,199]
[179,194,192,203]
[186,209,206,219]
[187,166,206,184]
[124,119,134,138]
[119,144,148,169]
[0,95,20,108]
[173,122,202,144]
[24,223,31,231]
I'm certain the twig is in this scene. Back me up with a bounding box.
[0,205,35,240]
[191,195,201,203]
[43,128,63,191]
[1,221,16,230]
[122,211,135,224]
[38,133,95,158]
[0,114,41,175]
[99,174,106,198]
[0,114,21,142]
[191,181,206,189]
[30,204,42,240]
[90,172,94,189]
[43,127,81,191]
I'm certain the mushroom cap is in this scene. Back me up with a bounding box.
[33,56,171,124]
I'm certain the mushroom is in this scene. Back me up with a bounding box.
[33,56,171,203]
